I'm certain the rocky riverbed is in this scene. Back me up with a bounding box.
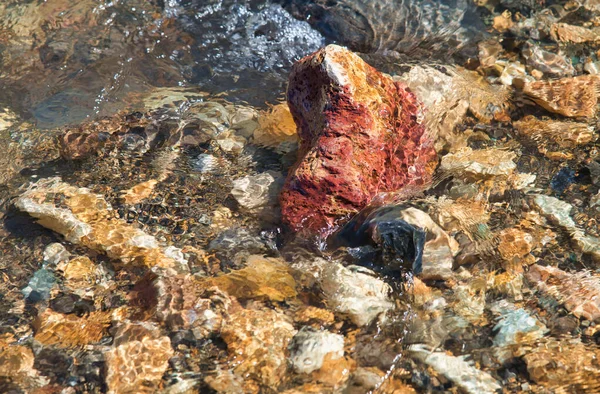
[2,0,600,393]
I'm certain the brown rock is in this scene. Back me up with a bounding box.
[104,322,174,394]
[521,75,600,118]
[221,308,296,389]
[551,23,600,44]
[34,309,111,348]
[15,178,189,273]
[280,44,436,235]
[527,264,600,322]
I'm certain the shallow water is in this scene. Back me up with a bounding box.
[2,0,600,393]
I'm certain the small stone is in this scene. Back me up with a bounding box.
[15,177,189,273]
[34,310,111,348]
[409,344,501,394]
[205,255,297,302]
[497,228,534,263]
[531,195,600,261]
[221,307,296,389]
[440,147,517,178]
[294,306,335,326]
[551,23,600,44]
[493,10,513,32]
[22,268,56,302]
[43,243,71,266]
[231,171,283,211]
[527,264,600,323]
[288,326,344,374]
[254,102,298,153]
[120,179,158,205]
[104,322,174,394]
[291,258,393,327]
[522,42,574,76]
[398,207,459,281]
[521,75,600,118]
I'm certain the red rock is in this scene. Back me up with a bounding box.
[280,45,436,235]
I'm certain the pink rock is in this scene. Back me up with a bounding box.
[280,45,436,236]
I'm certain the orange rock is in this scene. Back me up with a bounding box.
[521,75,600,118]
[16,178,189,273]
[104,322,174,394]
[294,306,335,325]
[497,228,534,262]
[527,264,600,322]
[34,309,111,348]
[254,102,298,152]
[311,354,356,389]
[221,308,296,389]
[120,179,158,205]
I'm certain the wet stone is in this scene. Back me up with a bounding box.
[288,326,344,374]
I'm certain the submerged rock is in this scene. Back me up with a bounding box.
[531,195,600,261]
[291,258,393,327]
[288,326,344,374]
[220,308,296,390]
[15,177,189,273]
[408,344,501,394]
[521,75,600,118]
[527,264,600,323]
[280,44,436,235]
[104,322,174,394]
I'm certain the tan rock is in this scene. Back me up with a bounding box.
[104,322,174,394]
[513,116,596,160]
[521,75,600,118]
[497,228,534,262]
[221,308,296,389]
[120,180,158,205]
[254,102,298,152]
[294,306,335,326]
[34,309,111,348]
[0,334,36,377]
[493,10,513,32]
[15,177,188,273]
[527,264,600,323]
[206,255,297,302]
[522,339,600,391]
[551,23,600,43]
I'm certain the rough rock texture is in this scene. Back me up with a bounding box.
[220,308,296,390]
[15,177,189,273]
[521,75,600,118]
[409,344,501,394]
[291,257,393,327]
[104,322,174,394]
[280,44,436,235]
[527,264,600,323]
[288,327,345,374]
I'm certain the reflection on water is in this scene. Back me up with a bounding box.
[1,0,600,393]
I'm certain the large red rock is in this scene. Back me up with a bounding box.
[280,45,436,235]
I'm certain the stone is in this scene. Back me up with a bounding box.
[131,273,233,339]
[253,102,299,153]
[397,207,459,281]
[294,306,335,326]
[104,322,174,394]
[120,180,158,205]
[291,258,393,327]
[288,326,344,374]
[408,344,501,394]
[550,23,600,44]
[522,42,574,76]
[43,243,71,266]
[231,171,284,219]
[205,255,297,302]
[513,116,596,160]
[280,44,436,235]
[527,264,600,323]
[531,195,600,261]
[521,339,600,390]
[440,147,516,178]
[15,177,189,273]
[221,307,296,389]
[22,268,56,302]
[497,228,534,263]
[34,309,111,348]
[521,75,600,118]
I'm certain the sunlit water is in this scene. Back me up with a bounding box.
[1,0,600,393]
